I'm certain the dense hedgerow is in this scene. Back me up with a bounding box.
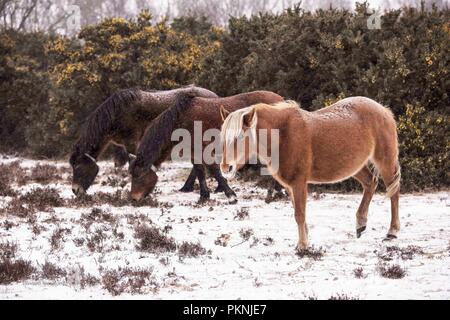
[0,4,448,190]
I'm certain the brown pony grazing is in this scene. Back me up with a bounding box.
[220,97,401,250]
[69,85,218,195]
[129,91,284,202]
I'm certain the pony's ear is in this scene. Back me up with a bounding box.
[243,108,257,129]
[220,105,230,122]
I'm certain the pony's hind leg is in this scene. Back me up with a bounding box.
[291,180,309,250]
[378,162,401,240]
[352,166,378,238]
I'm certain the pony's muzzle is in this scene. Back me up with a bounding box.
[220,163,236,180]
[130,191,144,202]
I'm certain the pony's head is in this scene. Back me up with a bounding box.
[129,158,158,202]
[219,105,258,179]
[69,148,99,195]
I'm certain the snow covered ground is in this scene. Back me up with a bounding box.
[0,156,449,300]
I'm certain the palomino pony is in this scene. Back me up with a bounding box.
[220,97,401,250]
[69,85,218,195]
[129,91,284,202]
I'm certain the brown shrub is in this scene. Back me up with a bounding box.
[101,267,156,296]
[86,229,106,253]
[29,164,62,184]
[378,245,424,261]
[377,263,407,279]
[20,187,64,211]
[353,267,366,279]
[295,246,326,260]
[67,190,170,209]
[0,161,27,186]
[42,261,67,280]
[0,242,17,260]
[0,198,36,218]
[178,241,208,258]
[0,258,35,284]
[50,228,71,251]
[329,293,359,300]
[135,225,176,253]
[234,207,249,220]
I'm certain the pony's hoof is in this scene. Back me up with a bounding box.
[179,186,194,193]
[227,195,238,204]
[214,185,225,193]
[356,226,366,238]
[225,190,237,198]
[383,234,397,241]
[295,243,308,251]
[198,193,210,204]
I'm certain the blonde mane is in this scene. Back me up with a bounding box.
[220,101,298,148]
[221,106,257,148]
[270,100,299,109]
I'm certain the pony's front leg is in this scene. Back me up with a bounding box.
[194,164,210,202]
[291,181,309,250]
[179,168,197,192]
[208,165,237,202]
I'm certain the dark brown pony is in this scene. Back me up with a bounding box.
[69,86,218,195]
[129,91,284,202]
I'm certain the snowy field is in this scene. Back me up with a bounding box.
[0,156,449,300]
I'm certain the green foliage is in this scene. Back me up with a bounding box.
[0,31,51,153]
[197,4,450,191]
[397,104,449,191]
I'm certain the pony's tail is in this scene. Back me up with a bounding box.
[136,92,196,167]
[386,163,401,198]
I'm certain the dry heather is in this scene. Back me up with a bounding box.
[29,164,62,184]
[295,246,326,260]
[377,245,425,261]
[178,241,209,258]
[20,187,64,211]
[377,263,407,279]
[135,225,177,253]
[41,261,67,280]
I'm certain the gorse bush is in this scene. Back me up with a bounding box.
[34,10,220,157]
[0,4,448,191]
